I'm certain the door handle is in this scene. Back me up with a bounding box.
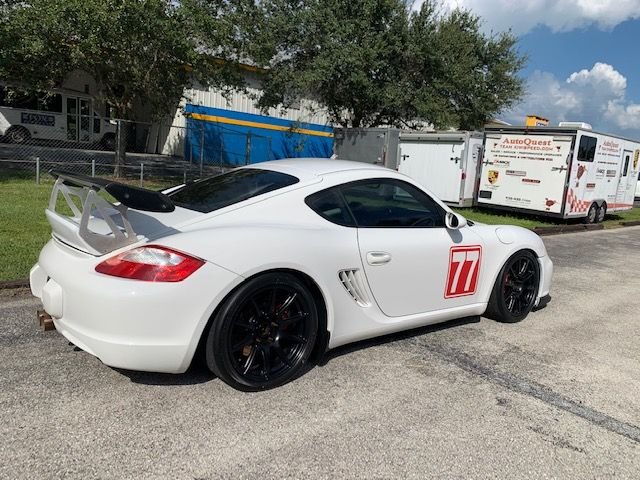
[366,251,392,265]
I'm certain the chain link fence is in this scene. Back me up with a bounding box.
[0,118,279,187]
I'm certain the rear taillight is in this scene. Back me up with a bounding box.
[95,245,205,282]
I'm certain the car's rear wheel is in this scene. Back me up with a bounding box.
[484,250,540,323]
[206,272,319,391]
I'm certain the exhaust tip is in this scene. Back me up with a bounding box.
[37,309,56,332]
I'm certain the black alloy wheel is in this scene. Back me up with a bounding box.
[485,250,540,323]
[206,272,319,391]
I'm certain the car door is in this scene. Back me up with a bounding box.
[340,178,484,317]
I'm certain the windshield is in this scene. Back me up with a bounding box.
[169,168,299,213]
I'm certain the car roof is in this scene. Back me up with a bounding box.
[245,158,388,177]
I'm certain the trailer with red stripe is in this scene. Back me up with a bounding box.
[478,123,640,223]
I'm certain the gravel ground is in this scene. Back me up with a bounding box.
[1,227,640,479]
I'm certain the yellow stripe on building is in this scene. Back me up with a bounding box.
[189,113,334,138]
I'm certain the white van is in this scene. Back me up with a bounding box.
[0,85,116,149]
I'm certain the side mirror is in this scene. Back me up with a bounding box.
[445,212,467,230]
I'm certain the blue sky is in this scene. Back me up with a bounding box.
[435,0,640,138]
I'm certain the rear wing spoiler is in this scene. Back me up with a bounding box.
[46,170,175,255]
[50,170,175,212]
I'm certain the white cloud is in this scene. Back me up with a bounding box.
[568,63,626,95]
[504,62,640,137]
[433,0,640,34]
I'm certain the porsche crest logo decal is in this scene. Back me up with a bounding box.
[488,170,499,185]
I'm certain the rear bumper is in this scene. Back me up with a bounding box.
[30,239,241,373]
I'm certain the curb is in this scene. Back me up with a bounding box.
[620,220,640,227]
[0,279,29,290]
[531,224,604,236]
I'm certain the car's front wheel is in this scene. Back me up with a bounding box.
[206,272,319,391]
[484,250,540,323]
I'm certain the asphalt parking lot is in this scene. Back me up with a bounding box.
[2,227,640,479]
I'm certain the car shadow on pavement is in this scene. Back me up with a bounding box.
[317,315,481,367]
[113,316,481,386]
[113,363,215,386]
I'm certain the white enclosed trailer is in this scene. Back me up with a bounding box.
[397,131,483,207]
[478,125,640,222]
[333,128,483,207]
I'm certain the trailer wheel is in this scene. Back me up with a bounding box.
[584,203,597,224]
[596,203,607,223]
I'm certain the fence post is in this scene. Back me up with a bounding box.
[91,159,96,177]
[35,157,40,184]
[183,168,187,185]
[140,163,144,187]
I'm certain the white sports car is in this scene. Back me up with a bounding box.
[30,159,553,391]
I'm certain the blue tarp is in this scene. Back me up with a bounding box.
[184,104,334,166]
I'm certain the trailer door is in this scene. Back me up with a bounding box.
[398,140,464,204]
[463,138,483,202]
[478,133,573,214]
[615,150,635,207]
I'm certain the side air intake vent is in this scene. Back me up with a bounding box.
[338,269,371,307]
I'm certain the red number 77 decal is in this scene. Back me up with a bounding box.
[444,245,482,298]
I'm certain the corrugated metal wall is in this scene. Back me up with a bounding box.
[182,86,330,126]
[184,105,334,166]
[155,74,332,156]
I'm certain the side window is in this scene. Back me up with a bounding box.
[305,188,355,227]
[577,135,597,162]
[623,154,630,176]
[340,179,445,228]
[38,93,62,113]
[2,90,38,110]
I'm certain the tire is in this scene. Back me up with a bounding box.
[596,203,606,223]
[584,203,597,224]
[101,133,116,151]
[205,272,319,391]
[6,126,30,144]
[484,250,540,323]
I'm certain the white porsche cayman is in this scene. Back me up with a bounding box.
[30,159,552,391]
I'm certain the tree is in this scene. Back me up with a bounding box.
[253,0,412,128]
[408,5,526,130]
[0,0,249,120]
[253,0,526,130]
